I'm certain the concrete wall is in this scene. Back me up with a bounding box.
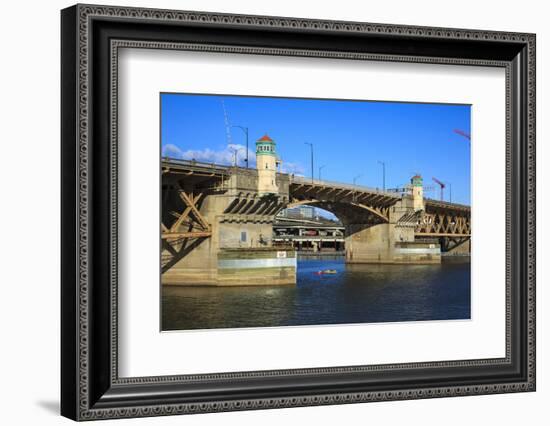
[344,196,442,264]
[345,223,441,264]
[164,245,296,286]
[217,248,296,286]
[227,169,259,194]
[345,223,393,263]
[394,226,415,243]
[394,241,441,264]
[276,173,290,196]
[218,221,275,248]
[390,197,414,222]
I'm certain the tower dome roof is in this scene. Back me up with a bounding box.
[257,134,274,142]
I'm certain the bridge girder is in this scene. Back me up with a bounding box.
[282,199,389,226]
[161,181,212,273]
[415,206,471,238]
[288,182,398,225]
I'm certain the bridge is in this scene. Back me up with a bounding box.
[161,155,470,286]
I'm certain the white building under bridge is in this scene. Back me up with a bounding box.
[273,216,345,252]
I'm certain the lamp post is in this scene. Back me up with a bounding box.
[378,160,386,191]
[231,125,249,168]
[353,174,363,202]
[319,164,327,180]
[304,142,314,183]
[229,147,244,167]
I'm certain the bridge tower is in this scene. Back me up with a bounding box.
[411,174,424,211]
[256,134,279,195]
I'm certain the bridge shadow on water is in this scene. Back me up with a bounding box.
[161,257,471,331]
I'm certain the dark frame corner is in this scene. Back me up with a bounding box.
[61,3,535,421]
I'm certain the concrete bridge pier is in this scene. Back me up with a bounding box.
[162,166,297,287]
[345,196,441,264]
[345,223,392,263]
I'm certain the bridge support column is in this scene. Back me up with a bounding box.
[163,216,297,286]
[345,221,441,264]
[163,184,296,286]
[345,223,394,263]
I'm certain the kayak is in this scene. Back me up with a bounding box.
[315,269,338,275]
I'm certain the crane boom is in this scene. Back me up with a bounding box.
[453,128,471,141]
[221,99,232,147]
[432,177,446,201]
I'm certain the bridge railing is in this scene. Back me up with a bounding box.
[423,197,471,210]
[290,175,400,198]
[161,157,232,173]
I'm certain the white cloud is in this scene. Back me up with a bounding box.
[162,144,185,158]
[162,143,255,167]
[162,144,306,175]
[279,161,305,175]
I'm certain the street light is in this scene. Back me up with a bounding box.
[231,125,249,168]
[229,147,244,167]
[378,160,386,191]
[319,164,327,180]
[353,174,363,202]
[304,142,314,183]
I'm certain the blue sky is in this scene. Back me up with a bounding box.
[161,93,471,205]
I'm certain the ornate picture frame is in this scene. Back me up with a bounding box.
[61,4,535,420]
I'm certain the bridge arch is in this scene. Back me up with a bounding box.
[274,199,393,258]
[280,200,390,225]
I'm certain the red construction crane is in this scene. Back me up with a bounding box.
[453,128,471,141]
[432,177,446,201]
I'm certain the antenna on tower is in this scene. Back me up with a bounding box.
[221,99,233,146]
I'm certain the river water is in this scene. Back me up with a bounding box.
[162,256,470,331]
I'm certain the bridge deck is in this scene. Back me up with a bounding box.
[161,157,470,213]
[290,175,401,200]
[424,198,470,212]
[162,157,230,177]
